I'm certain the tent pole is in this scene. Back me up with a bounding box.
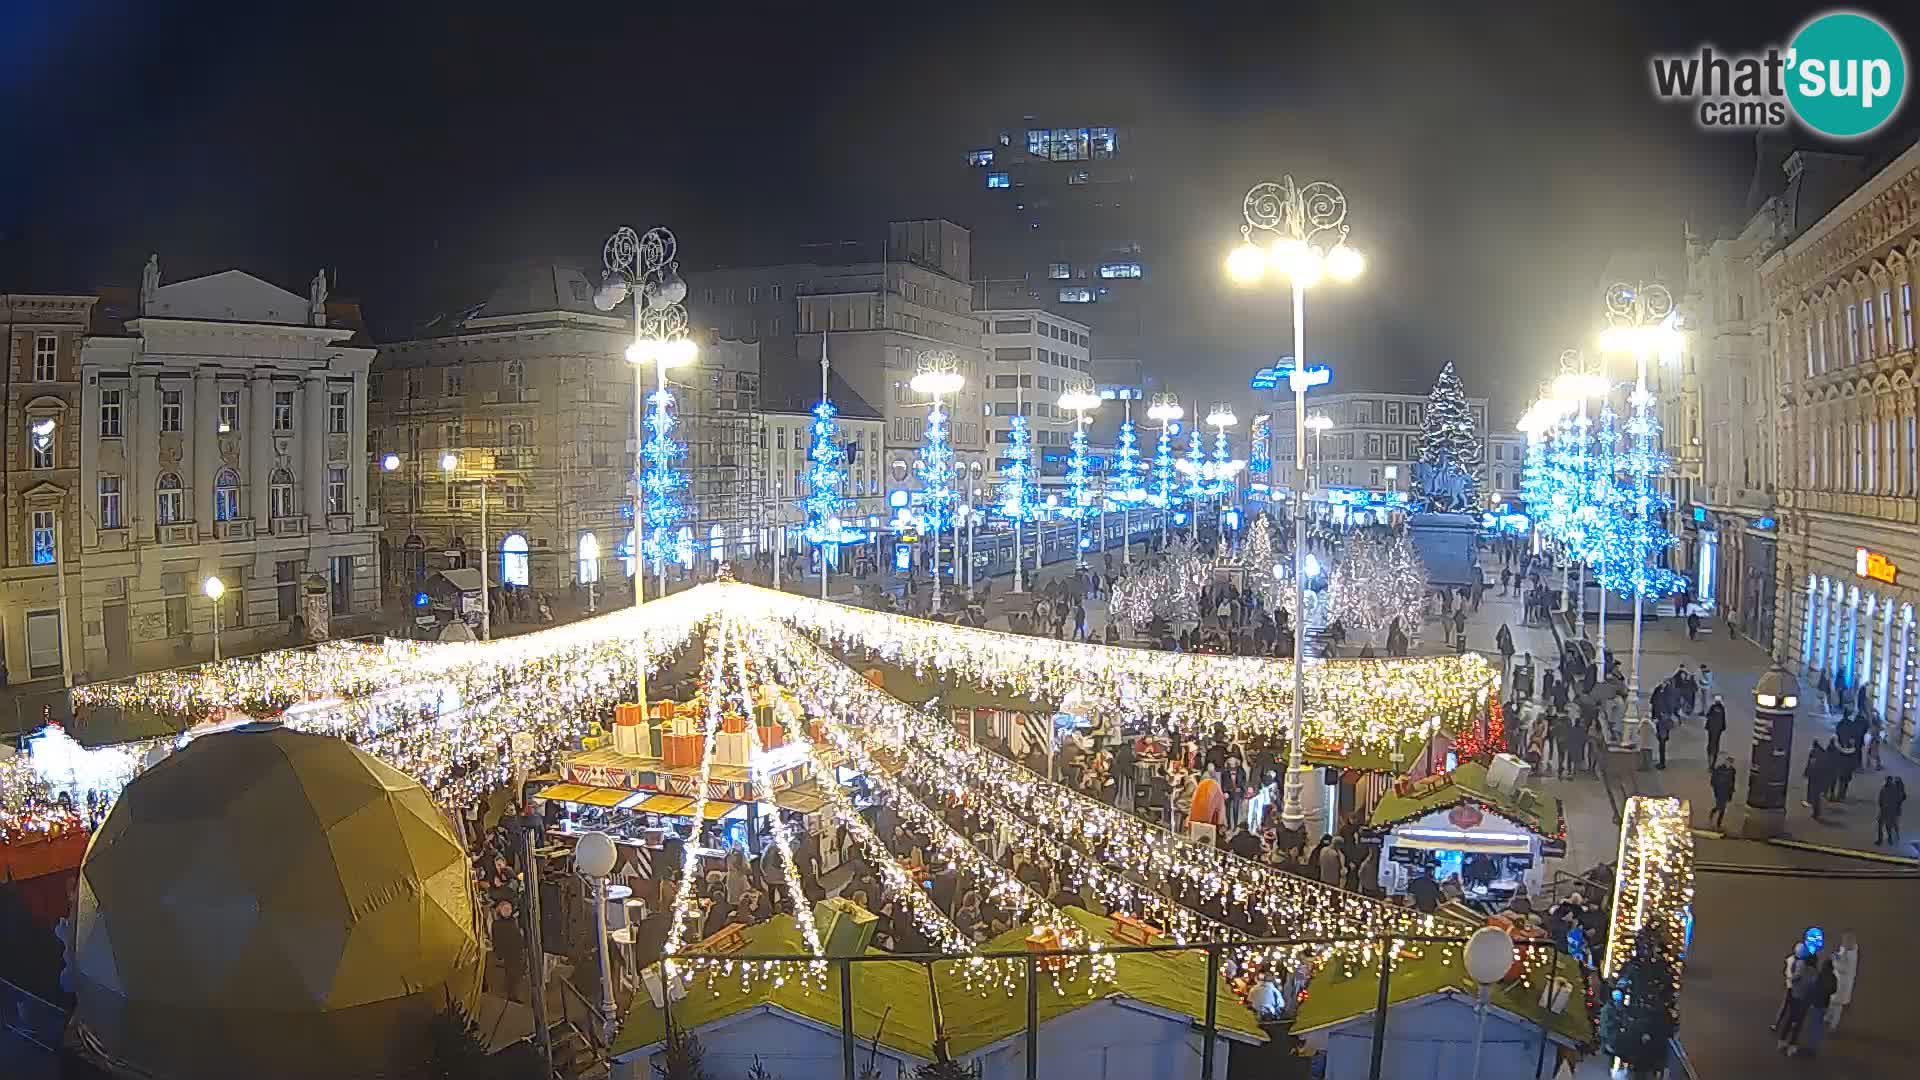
[840,959,856,1080]
[1201,944,1221,1079]
[1025,954,1039,1080]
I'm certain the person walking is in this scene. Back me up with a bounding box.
[1697,664,1715,712]
[1705,695,1727,765]
[1500,566,1512,596]
[1687,610,1701,640]
[1653,711,1673,770]
[1804,741,1829,821]
[1773,942,1811,1035]
[1709,755,1736,829]
[1876,775,1907,845]
[1451,606,1467,649]
[1496,623,1515,686]
[1315,834,1347,887]
[1825,932,1859,1033]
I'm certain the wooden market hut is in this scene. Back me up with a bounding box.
[609,908,1264,1080]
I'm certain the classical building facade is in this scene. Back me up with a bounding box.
[55,265,379,680]
[372,265,766,601]
[1269,390,1489,496]
[3,293,98,685]
[759,368,885,568]
[1763,139,1920,755]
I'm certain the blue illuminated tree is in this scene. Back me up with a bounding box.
[1210,426,1233,496]
[641,387,687,570]
[1064,419,1093,520]
[802,399,861,549]
[914,400,956,535]
[1181,426,1210,508]
[1520,432,1553,519]
[996,414,1036,522]
[1602,386,1686,601]
[1149,422,1179,511]
[1113,415,1146,505]
[1581,401,1626,587]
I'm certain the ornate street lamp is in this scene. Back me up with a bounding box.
[1228,176,1364,830]
[911,351,965,611]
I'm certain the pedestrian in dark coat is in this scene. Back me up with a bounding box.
[1804,741,1829,820]
[1709,757,1736,829]
[1705,696,1727,764]
[1878,775,1908,845]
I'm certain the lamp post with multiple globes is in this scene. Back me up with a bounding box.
[1058,383,1102,566]
[910,352,965,612]
[1227,175,1365,830]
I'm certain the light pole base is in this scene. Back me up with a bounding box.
[1278,764,1320,832]
[1740,806,1788,840]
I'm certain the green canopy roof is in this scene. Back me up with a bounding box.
[853,659,1057,714]
[1291,946,1592,1047]
[1367,761,1548,833]
[611,907,1265,1059]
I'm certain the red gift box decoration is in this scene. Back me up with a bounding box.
[662,733,702,769]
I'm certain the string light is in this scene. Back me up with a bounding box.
[801,399,863,547]
[642,386,688,570]
[995,413,1036,524]
[1604,796,1693,986]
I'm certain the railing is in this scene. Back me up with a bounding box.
[270,515,308,538]
[213,519,254,541]
[620,933,1584,1080]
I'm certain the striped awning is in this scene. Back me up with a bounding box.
[637,794,695,816]
[574,787,636,808]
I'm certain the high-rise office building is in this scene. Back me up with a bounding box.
[964,119,1155,379]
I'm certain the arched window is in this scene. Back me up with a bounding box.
[270,468,296,519]
[214,468,240,522]
[578,532,600,584]
[501,533,530,587]
[156,472,184,525]
[708,524,725,562]
[506,422,526,447]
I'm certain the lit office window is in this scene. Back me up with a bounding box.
[1098,263,1143,279]
[986,172,1010,189]
[1047,264,1070,279]
[1058,288,1093,303]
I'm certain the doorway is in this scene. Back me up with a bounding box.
[102,603,130,674]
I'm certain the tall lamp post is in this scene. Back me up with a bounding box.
[1205,402,1239,530]
[1304,413,1333,493]
[1229,175,1364,829]
[203,576,226,663]
[1596,281,1684,737]
[1059,384,1102,565]
[572,831,620,1042]
[911,352,964,612]
[440,452,491,642]
[1146,396,1184,549]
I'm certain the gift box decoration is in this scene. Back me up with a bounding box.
[715,730,753,767]
[616,702,645,728]
[761,725,786,750]
[649,700,674,722]
[721,713,748,735]
[645,721,664,758]
[670,714,702,737]
[808,719,828,743]
[662,733,702,769]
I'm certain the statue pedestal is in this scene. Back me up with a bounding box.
[1740,806,1787,839]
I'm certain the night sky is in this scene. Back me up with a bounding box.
[5,1,1916,419]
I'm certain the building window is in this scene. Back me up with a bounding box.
[503,483,524,511]
[771,284,783,302]
[967,148,994,166]
[1863,298,1877,357]
[270,468,296,519]
[986,172,1010,189]
[445,419,463,447]
[501,534,530,586]
[98,475,122,529]
[328,390,349,433]
[1848,304,1860,364]
[100,388,123,437]
[1385,402,1402,425]
[1047,264,1070,280]
[444,366,464,396]
[1806,323,1816,377]
[1903,284,1915,351]
[219,389,240,432]
[506,422,526,448]
[330,556,352,615]
[1882,288,1896,352]
[1815,317,1828,373]
[748,285,762,303]
[1098,262,1143,279]
[160,389,183,432]
[157,473,183,524]
[274,390,295,431]
[506,359,526,389]
[30,509,56,564]
[32,334,57,381]
[214,468,240,521]
[327,466,348,514]
[1058,288,1093,303]
[28,418,55,469]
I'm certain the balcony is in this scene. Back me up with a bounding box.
[160,523,197,547]
[327,513,353,534]
[270,515,308,538]
[215,519,254,542]
[97,528,129,552]
[483,388,540,405]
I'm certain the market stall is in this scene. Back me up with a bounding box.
[1367,760,1564,906]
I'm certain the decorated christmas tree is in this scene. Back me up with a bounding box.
[1328,531,1428,644]
[1149,422,1178,511]
[801,398,863,573]
[1410,362,1483,511]
[1520,429,1554,522]
[1603,384,1687,602]
[1597,928,1678,1073]
[914,399,956,536]
[1065,418,1093,520]
[1112,415,1146,505]
[1581,400,1625,590]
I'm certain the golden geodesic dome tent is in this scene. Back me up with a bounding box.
[71,723,482,1080]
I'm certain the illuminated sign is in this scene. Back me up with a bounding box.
[1753,516,1776,530]
[1856,547,1898,584]
[1276,362,1333,392]
[1250,366,1281,390]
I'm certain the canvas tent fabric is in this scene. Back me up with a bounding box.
[1367,761,1548,834]
[71,724,482,1080]
[1290,945,1592,1048]
[612,906,1263,1061]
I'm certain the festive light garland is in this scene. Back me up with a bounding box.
[1180,426,1210,506]
[1604,386,1686,601]
[1112,416,1146,507]
[1327,532,1428,645]
[737,619,1464,972]
[1520,430,1553,520]
[1064,417,1093,522]
[642,386,688,569]
[661,627,732,960]
[712,582,1494,749]
[1604,796,1694,987]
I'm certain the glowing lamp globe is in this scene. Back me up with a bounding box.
[593,278,631,312]
[1325,243,1365,282]
[70,725,481,1080]
[1465,925,1517,985]
[380,453,401,472]
[1226,242,1266,284]
[573,830,618,878]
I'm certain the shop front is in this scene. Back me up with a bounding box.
[1795,545,1919,752]
[1368,761,1564,908]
